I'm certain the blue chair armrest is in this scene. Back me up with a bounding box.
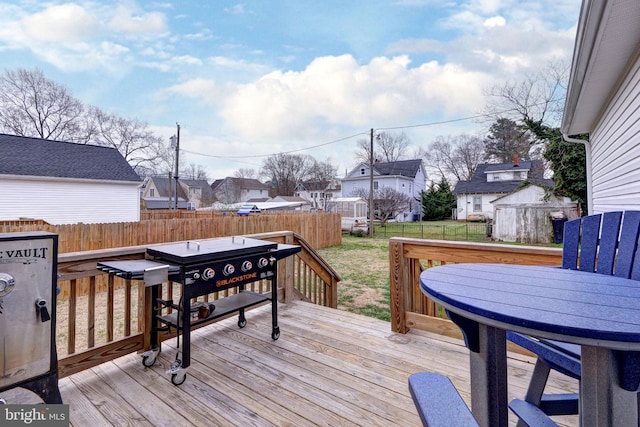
[408,372,478,427]
[509,399,559,427]
[506,332,581,379]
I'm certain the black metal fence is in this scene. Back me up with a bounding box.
[372,221,489,242]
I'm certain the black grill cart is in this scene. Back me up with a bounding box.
[98,236,300,385]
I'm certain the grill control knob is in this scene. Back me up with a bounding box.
[241,261,252,272]
[202,268,215,280]
[258,257,269,268]
[0,273,15,297]
[223,264,235,276]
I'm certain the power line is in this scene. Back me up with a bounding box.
[179,107,528,161]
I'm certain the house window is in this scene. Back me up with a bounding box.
[473,196,482,212]
[373,181,379,190]
[150,189,155,197]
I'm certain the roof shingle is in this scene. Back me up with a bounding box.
[0,133,141,182]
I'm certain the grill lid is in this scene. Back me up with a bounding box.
[146,236,278,265]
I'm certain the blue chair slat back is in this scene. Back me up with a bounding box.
[596,211,623,275]
[561,218,581,270]
[616,211,640,279]
[577,214,602,272]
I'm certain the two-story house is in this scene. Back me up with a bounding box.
[143,176,214,210]
[453,158,551,221]
[295,179,341,210]
[210,177,270,204]
[341,159,427,222]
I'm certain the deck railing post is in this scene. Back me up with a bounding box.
[390,239,410,333]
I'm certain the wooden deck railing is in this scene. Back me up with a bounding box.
[55,231,340,378]
[389,238,563,337]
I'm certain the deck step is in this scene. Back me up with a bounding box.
[408,372,478,427]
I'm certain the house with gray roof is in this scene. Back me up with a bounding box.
[142,176,214,210]
[210,177,270,204]
[341,159,426,222]
[453,158,552,221]
[0,133,141,224]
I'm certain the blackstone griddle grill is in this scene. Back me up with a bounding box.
[97,236,300,385]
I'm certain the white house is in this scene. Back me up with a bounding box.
[0,133,141,224]
[453,159,551,221]
[143,176,214,210]
[294,179,341,210]
[341,159,426,222]
[210,177,270,204]
[562,0,640,214]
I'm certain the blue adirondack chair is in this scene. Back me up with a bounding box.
[507,211,640,423]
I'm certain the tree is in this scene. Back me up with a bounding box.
[351,186,412,225]
[307,158,337,187]
[88,106,168,177]
[261,153,313,196]
[525,119,587,209]
[0,68,85,142]
[483,62,588,210]
[0,67,209,179]
[484,117,533,162]
[183,162,208,180]
[420,134,485,184]
[234,168,257,179]
[355,131,410,164]
[420,177,456,221]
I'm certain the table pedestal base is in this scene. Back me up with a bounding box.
[581,346,640,426]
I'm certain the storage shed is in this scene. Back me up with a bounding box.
[491,185,579,243]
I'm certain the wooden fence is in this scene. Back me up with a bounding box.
[0,211,341,253]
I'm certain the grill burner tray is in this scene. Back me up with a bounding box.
[147,236,277,265]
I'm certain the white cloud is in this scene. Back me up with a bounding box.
[483,15,506,28]
[225,5,246,15]
[108,5,167,36]
[214,54,490,140]
[20,3,100,42]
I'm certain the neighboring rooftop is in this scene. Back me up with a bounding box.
[0,133,141,182]
[453,160,552,195]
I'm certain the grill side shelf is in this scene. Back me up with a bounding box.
[156,291,271,328]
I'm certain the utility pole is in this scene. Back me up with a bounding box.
[369,128,374,238]
[170,123,181,210]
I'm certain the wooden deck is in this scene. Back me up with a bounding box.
[25,301,578,426]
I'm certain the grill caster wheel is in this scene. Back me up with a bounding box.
[272,327,280,340]
[171,372,187,386]
[142,355,155,367]
[141,349,159,367]
[238,319,247,328]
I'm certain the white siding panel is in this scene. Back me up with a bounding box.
[591,54,640,213]
[0,177,140,224]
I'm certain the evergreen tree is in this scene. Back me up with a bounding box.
[420,177,456,220]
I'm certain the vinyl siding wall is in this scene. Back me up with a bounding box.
[590,53,640,213]
[0,176,140,224]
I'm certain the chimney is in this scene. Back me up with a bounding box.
[513,153,519,167]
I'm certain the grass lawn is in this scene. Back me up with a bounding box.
[317,229,562,322]
[317,236,391,321]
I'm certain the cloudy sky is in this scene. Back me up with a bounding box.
[0,0,581,180]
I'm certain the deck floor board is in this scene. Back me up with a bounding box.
[43,301,578,426]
